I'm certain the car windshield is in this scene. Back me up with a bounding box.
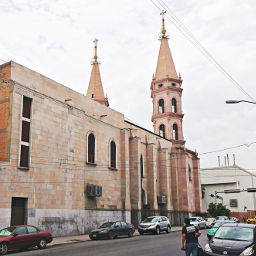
[0,227,16,236]
[212,222,224,228]
[215,227,253,241]
[99,222,114,228]
[189,218,198,222]
[142,217,159,223]
[207,218,214,221]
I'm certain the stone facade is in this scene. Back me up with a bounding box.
[0,19,202,236]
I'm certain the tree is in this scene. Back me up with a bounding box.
[207,203,231,217]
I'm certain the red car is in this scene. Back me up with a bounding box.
[0,225,53,255]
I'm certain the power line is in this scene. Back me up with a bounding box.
[199,141,256,155]
[150,0,255,101]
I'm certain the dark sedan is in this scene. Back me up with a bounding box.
[89,221,135,240]
[204,223,256,256]
[0,225,53,255]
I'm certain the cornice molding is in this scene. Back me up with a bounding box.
[152,112,184,122]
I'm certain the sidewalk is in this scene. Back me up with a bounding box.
[50,226,183,247]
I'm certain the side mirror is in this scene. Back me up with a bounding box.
[12,233,17,237]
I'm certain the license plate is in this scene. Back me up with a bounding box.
[93,234,96,237]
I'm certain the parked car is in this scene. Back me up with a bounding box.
[229,217,239,223]
[247,216,256,224]
[204,223,256,256]
[207,220,235,239]
[138,216,171,235]
[0,225,52,255]
[89,221,135,240]
[205,217,216,228]
[215,216,229,221]
[189,217,206,229]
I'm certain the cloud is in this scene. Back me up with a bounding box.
[0,0,256,170]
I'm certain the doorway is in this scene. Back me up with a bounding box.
[10,197,28,226]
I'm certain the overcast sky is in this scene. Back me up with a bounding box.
[1,0,256,170]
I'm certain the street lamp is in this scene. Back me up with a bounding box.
[226,100,256,104]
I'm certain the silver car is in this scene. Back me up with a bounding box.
[138,216,171,235]
[189,216,206,229]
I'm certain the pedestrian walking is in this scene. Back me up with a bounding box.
[181,218,201,256]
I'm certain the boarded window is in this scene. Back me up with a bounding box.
[159,124,165,138]
[110,141,116,168]
[88,133,95,163]
[22,96,32,119]
[20,145,29,168]
[21,121,30,142]
[19,96,32,169]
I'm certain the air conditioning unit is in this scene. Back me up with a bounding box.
[157,195,167,205]
[95,185,102,197]
[86,184,102,197]
[86,184,96,197]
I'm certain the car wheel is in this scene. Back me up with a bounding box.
[0,242,8,255]
[166,225,171,233]
[128,229,134,237]
[38,238,47,249]
[139,231,144,235]
[108,231,115,240]
[155,226,160,235]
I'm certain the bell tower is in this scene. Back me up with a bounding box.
[151,11,184,145]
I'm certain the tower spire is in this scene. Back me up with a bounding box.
[154,11,178,80]
[86,38,109,107]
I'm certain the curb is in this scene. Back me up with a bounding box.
[49,228,183,248]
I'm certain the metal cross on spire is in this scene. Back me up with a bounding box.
[160,10,167,37]
[93,38,98,63]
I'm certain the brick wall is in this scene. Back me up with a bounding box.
[0,63,11,162]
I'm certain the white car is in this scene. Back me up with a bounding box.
[189,217,206,229]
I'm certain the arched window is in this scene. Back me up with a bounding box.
[88,133,95,163]
[172,124,178,140]
[158,99,164,114]
[159,124,165,138]
[110,140,116,168]
[188,165,192,181]
[140,155,144,178]
[171,98,177,113]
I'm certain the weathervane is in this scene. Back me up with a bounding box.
[93,38,98,64]
[160,10,167,37]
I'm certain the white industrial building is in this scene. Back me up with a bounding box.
[200,165,256,221]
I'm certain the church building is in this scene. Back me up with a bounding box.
[0,14,202,236]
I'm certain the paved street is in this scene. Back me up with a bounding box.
[8,230,209,256]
